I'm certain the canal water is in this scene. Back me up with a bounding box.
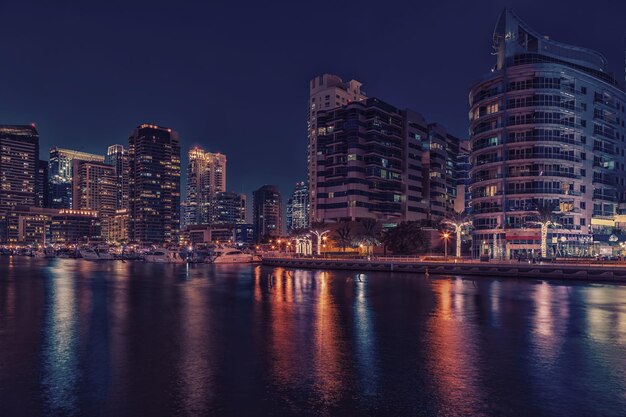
[0,258,624,417]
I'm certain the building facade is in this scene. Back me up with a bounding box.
[48,147,104,209]
[308,74,367,222]
[314,98,430,224]
[128,124,181,244]
[469,10,626,258]
[2,206,100,244]
[213,191,246,225]
[36,159,49,208]
[72,160,117,238]
[286,181,309,232]
[182,147,226,227]
[252,185,281,242]
[105,144,129,210]
[0,125,39,216]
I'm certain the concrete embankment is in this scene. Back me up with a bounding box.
[262,257,626,283]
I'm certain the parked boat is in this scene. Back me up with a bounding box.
[207,248,255,264]
[144,248,185,263]
[79,246,115,260]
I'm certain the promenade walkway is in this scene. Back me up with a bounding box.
[261,255,626,283]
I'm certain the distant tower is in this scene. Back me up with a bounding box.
[286,181,309,232]
[48,147,104,209]
[182,147,226,227]
[128,124,181,244]
[105,144,129,210]
[252,185,281,242]
[0,125,39,216]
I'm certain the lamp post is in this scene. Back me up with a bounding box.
[443,232,450,260]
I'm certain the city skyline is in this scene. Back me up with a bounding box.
[2,2,624,204]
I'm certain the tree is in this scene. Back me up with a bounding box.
[529,202,560,258]
[356,218,381,256]
[382,222,430,255]
[334,220,352,252]
[441,210,472,258]
[309,221,330,256]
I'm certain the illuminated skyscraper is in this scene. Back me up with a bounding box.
[0,125,39,216]
[213,191,245,225]
[286,181,309,232]
[48,147,104,209]
[105,144,129,210]
[72,160,117,238]
[253,185,281,242]
[128,124,181,244]
[182,147,226,227]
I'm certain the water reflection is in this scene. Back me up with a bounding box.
[427,279,485,416]
[0,258,623,416]
[177,277,213,415]
[353,273,379,399]
[312,271,345,405]
[41,262,79,415]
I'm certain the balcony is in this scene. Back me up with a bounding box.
[506,135,581,146]
[507,171,581,180]
[507,153,581,163]
[505,188,582,196]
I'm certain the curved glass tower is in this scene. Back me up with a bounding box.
[469,10,626,259]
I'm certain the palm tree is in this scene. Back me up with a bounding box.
[334,220,352,252]
[529,202,560,258]
[357,219,381,256]
[441,210,472,258]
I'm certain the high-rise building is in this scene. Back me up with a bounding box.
[36,159,49,208]
[308,74,367,222]
[128,123,181,244]
[72,160,117,238]
[252,185,281,242]
[423,123,466,221]
[286,181,309,232]
[183,147,226,227]
[0,125,39,216]
[48,147,104,209]
[314,98,430,224]
[213,191,246,225]
[455,141,472,214]
[105,144,129,210]
[469,10,626,258]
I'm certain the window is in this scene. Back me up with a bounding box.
[580,218,586,226]
[580,202,586,209]
[580,185,586,193]
[581,120,586,127]
[580,169,586,177]
[580,152,586,160]
[581,86,587,94]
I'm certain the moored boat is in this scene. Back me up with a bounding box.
[144,248,185,263]
[207,248,254,264]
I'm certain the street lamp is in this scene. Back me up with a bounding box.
[442,232,450,260]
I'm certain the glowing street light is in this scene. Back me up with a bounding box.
[442,232,450,260]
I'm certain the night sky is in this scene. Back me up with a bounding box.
[1,0,625,206]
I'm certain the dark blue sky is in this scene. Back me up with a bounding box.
[1,0,625,202]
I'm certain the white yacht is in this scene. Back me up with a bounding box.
[144,248,185,263]
[79,246,114,260]
[207,248,254,264]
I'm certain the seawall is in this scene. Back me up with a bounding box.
[261,257,626,283]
